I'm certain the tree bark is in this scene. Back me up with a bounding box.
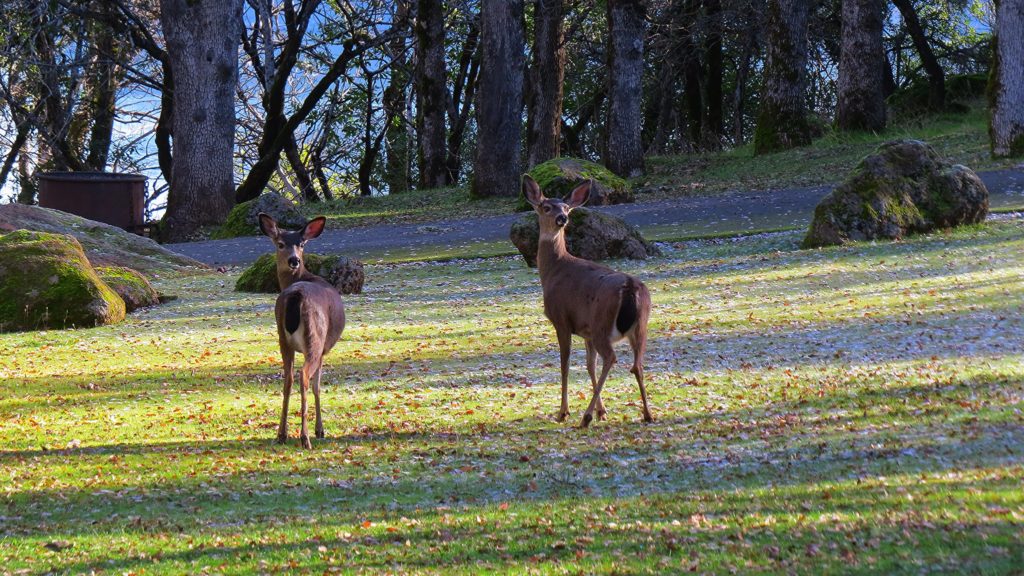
[604,0,645,178]
[990,0,1024,158]
[892,0,944,111]
[415,0,447,189]
[159,0,243,241]
[526,0,565,168]
[702,0,723,146]
[836,0,887,131]
[470,0,524,198]
[384,0,411,194]
[445,13,481,184]
[754,0,814,154]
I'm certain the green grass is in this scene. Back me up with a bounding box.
[641,104,1019,199]
[2,219,1024,573]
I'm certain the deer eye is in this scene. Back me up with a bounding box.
[543,205,551,213]
[277,242,285,249]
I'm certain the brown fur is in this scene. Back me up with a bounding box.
[523,175,654,427]
[259,213,346,448]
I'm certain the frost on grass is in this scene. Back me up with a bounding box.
[0,219,1022,573]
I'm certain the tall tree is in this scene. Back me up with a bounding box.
[384,0,412,194]
[444,11,481,184]
[754,0,814,154]
[415,0,447,189]
[891,0,944,111]
[470,0,524,198]
[702,0,724,146]
[989,0,1024,158]
[604,0,645,177]
[835,0,886,131]
[159,0,243,241]
[526,0,566,168]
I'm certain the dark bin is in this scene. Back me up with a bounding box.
[38,172,147,231]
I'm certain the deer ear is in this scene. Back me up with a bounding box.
[258,213,279,238]
[522,174,544,207]
[565,180,591,209]
[302,216,327,240]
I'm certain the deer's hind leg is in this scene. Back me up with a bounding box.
[277,346,294,444]
[628,330,653,423]
[584,340,606,421]
[312,365,325,439]
[299,355,320,449]
[581,339,615,428]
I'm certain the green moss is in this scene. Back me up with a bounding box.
[0,230,125,331]
[234,252,339,293]
[517,157,631,211]
[95,266,160,312]
[210,199,257,239]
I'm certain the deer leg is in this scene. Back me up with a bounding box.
[313,365,325,439]
[581,344,615,428]
[556,328,572,422]
[277,348,294,444]
[299,360,313,449]
[585,340,606,421]
[629,332,654,423]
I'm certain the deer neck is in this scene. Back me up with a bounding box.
[537,230,572,282]
[277,264,317,291]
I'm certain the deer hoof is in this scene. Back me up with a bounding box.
[579,413,593,428]
[597,409,607,421]
[300,434,312,449]
[315,429,325,439]
[275,433,288,444]
[556,410,569,423]
[642,412,654,423]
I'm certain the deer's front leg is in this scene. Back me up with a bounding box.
[277,349,294,444]
[312,366,324,439]
[556,328,572,422]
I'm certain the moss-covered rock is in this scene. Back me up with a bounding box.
[0,230,126,332]
[212,192,306,239]
[517,158,633,212]
[509,208,660,268]
[803,140,989,248]
[0,204,205,275]
[95,266,160,312]
[235,253,364,294]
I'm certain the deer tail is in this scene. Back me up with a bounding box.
[284,291,303,334]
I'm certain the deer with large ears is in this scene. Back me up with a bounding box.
[522,175,654,427]
[258,213,346,449]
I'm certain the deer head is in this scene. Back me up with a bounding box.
[522,175,592,237]
[258,213,327,288]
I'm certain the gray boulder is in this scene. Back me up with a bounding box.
[213,192,306,239]
[510,208,660,268]
[803,140,989,248]
[0,230,126,331]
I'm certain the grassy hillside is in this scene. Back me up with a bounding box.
[2,218,1022,573]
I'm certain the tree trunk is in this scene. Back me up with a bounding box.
[604,0,645,178]
[159,0,242,242]
[732,30,756,145]
[445,13,481,184]
[892,0,944,111]
[679,0,702,148]
[754,0,814,154]
[702,0,724,146]
[384,0,411,194]
[415,0,447,189]
[990,0,1024,158]
[470,0,524,198]
[836,0,887,131]
[526,0,565,168]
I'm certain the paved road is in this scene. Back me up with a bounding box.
[168,168,1024,267]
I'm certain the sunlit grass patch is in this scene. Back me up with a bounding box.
[1,219,1022,573]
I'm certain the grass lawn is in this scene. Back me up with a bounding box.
[2,218,1023,573]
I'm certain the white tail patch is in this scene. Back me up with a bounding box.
[285,319,306,355]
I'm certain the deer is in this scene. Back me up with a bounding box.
[521,174,654,428]
[258,213,346,449]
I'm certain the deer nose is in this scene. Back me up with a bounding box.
[287,256,300,269]
[555,214,568,227]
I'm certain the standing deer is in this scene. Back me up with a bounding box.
[258,213,346,448]
[522,175,654,427]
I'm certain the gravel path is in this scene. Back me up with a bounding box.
[168,168,1024,267]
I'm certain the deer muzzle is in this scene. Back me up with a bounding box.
[287,256,300,270]
[555,214,568,227]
